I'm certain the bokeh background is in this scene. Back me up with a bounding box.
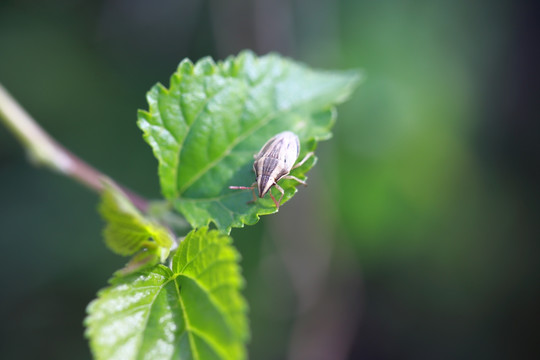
[1,0,538,359]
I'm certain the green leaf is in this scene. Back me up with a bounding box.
[85,227,248,360]
[138,51,361,232]
[99,180,174,264]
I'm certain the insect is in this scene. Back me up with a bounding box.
[229,131,313,209]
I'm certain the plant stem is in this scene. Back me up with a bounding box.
[0,83,148,212]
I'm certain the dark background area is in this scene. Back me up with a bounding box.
[1,0,539,359]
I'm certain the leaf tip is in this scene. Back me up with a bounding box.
[177,58,194,74]
[194,56,217,76]
[349,68,365,88]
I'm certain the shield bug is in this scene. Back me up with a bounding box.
[229,131,314,209]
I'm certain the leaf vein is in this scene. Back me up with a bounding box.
[193,258,236,280]
[133,276,175,357]
[174,276,200,360]
[179,243,222,274]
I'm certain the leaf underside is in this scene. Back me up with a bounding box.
[138,51,361,232]
[85,227,248,360]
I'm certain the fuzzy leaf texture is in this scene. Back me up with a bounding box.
[85,227,248,360]
[138,51,361,232]
[99,180,174,264]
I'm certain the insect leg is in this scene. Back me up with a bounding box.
[271,182,285,209]
[250,187,257,202]
[282,175,307,186]
[292,151,314,170]
[269,193,279,209]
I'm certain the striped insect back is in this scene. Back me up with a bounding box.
[229,131,313,209]
[254,131,300,197]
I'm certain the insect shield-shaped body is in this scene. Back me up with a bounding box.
[230,131,313,209]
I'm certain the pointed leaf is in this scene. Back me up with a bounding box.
[85,227,248,360]
[138,51,361,232]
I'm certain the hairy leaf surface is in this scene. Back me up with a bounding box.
[138,51,361,232]
[99,180,174,266]
[85,227,248,360]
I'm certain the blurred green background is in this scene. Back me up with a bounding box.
[1,1,538,359]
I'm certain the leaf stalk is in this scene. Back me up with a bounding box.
[0,83,148,212]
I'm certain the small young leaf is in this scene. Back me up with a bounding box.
[99,180,174,263]
[138,51,361,232]
[85,227,248,360]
